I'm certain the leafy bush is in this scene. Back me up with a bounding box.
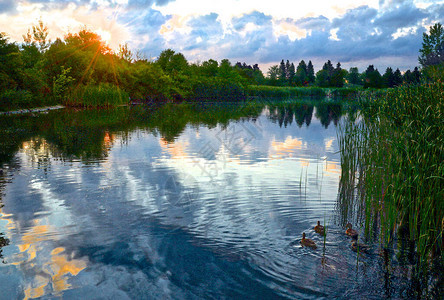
[0,90,33,110]
[53,66,74,102]
[330,87,360,98]
[191,78,246,102]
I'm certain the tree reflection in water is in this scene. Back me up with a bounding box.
[0,99,353,165]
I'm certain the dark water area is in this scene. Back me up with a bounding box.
[0,100,436,299]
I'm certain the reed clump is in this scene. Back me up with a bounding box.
[337,82,443,265]
[66,83,129,108]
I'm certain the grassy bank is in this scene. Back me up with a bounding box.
[337,82,443,266]
[246,85,360,99]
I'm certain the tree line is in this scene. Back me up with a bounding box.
[265,59,421,88]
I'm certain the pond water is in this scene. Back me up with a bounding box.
[0,101,427,299]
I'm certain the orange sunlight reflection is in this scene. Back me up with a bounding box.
[325,161,340,174]
[270,137,303,158]
[9,220,87,300]
[159,137,190,159]
[103,131,116,150]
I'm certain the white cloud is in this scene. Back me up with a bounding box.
[159,15,193,41]
[391,26,417,39]
[154,0,379,21]
[329,28,340,41]
[273,20,307,41]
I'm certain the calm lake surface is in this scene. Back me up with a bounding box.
[0,101,425,299]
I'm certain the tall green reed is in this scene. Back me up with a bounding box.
[337,82,443,264]
[247,85,360,99]
[247,85,325,98]
[66,83,129,108]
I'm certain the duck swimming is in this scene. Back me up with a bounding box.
[345,223,358,239]
[314,221,325,236]
[351,241,370,253]
[300,232,317,249]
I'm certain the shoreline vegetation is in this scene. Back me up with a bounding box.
[0,85,361,114]
[337,82,443,298]
[0,22,429,112]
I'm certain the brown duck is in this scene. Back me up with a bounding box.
[351,241,370,253]
[300,232,317,249]
[314,221,325,236]
[346,223,358,239]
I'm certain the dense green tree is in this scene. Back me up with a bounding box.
[201,59,218,77]
[234,62,264,85]
[44,31,113,86]
[322,60,334,76]
[383,67,395,87]
[220,59,249,85]
[267,65,280,86]
[130,61,171,99]
[0,33,23,92]
[285,60,291,79]
[0,32,50,109]
[363,65,383,88]
[157,49,175,71]
[412,67,421,83]
[315,69,329,87]
[393,68,403,86]
[65,29,110,55]
[267,65,279,80]
[296,60,308,86]
[279,59,286,84]
[403,70,412,84]
[347,67,362,85]
[307,61,315,84]
[252,64,265,84]
[168,53,188,74]
[219,59,233,79]
[288,62,295,85]
[315,60,335,87]
[330,62,344,87]
[157,49,189,74]
[315,60,341,87]
[419,23,444,67]
[21,44,41,68]
[402,68,421,85]
[419,23,444,81]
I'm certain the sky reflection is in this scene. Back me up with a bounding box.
[0,105,347,298]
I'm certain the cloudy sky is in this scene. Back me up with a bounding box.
[0,0,443,72]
